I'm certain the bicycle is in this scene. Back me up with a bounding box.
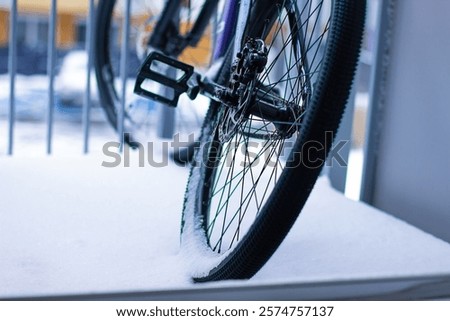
[94,0,220,145]
[96,0,366,282]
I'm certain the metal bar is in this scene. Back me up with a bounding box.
[82,0,95,154]
[119,0,132,151]
[7,0,18,155]
[233,0,251,57]
[4,274,450,301]
[157,7,180,139]
[46,0,57,155]
[360,0,395,203]
[157,93,176,139]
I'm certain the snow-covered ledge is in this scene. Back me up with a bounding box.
[1,156,450,299]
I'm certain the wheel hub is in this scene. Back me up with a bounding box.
[217,38,303,143]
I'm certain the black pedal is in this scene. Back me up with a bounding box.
[134,51,194,107]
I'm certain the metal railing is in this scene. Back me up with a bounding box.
[2,0,366,195]
[7,0,17,155]
[4,0,132,155]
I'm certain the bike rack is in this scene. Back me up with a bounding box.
[4,0,131,155]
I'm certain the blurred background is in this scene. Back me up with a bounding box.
[0,0,381,199]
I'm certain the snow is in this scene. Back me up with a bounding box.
[179,129,231,278]
[0,155,190,296]
[1,154,450,298]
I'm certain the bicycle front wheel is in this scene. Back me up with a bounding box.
[181,0,366,282]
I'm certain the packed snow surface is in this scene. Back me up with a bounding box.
[1,155,450,298]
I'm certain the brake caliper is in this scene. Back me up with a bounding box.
[217,38,268,108]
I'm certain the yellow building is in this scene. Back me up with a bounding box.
[0,0,211,66]
[0,0,90,47]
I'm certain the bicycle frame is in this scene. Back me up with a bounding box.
[212,0,238,59]
[133,0,244,105]
[209,0,253,60]
[148,0,221,57]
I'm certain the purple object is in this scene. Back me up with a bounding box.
[213,0,239,59]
